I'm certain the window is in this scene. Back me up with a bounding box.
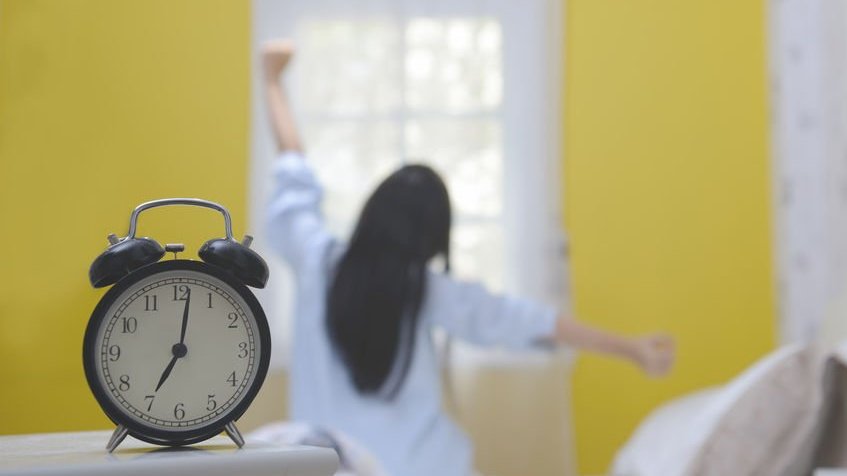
[296,17,506,289]
[250,0,566,366]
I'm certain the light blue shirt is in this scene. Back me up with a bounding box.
[265,152,558,476]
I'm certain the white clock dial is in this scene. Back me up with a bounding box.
[94,269,260,430]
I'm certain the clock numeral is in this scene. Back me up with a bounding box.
[226,371,237,387]
[121,317,137,334]
[207,292,213,309]
[172,285,190,301]
[174,403,185,420]
[118,375,130,392]
[227,312,238,329]
[144,395,155,411]
[144,294,158,311]
[108,345,121,362]
[237,342,248,359]
[206,394,217,411]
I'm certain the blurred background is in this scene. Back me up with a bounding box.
[4,0,840,474]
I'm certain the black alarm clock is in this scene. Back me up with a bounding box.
[83,198,271,452]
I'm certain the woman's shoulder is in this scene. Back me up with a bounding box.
[325,239,346,267]
[312,238,345,278]
[291,234,340,281]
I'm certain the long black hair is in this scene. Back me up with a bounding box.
[326,164,451,398]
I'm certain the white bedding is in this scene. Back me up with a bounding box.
[612,344,823,476]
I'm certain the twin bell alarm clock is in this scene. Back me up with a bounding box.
[83,198,271,452]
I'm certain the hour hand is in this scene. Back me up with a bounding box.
[155,354,179,392]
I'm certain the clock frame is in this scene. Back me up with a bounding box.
[83,259,271,450]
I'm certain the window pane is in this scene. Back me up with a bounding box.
[405,119,502,218]
[303,120,401,235]
[405,18,503,113]
[298,19,402,115]
[451,222,505,292]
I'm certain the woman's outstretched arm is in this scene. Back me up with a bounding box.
[429,275,675,377]
[553,317,675,377]
[262,39,303,153]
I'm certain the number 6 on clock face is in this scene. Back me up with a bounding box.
[83,260,270,447]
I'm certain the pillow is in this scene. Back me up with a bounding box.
[612,387,722,476]
[684,344,820,476]
[612,344,821,476]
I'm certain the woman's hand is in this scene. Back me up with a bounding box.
[262,39,295,82]
[630,334,675,377]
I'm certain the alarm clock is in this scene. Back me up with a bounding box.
[83,198,271,452]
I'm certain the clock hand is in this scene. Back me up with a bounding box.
[155,291,192,393]
[155,354,179,392]
[179,288,191,344]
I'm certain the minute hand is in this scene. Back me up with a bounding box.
[179,288,191,344]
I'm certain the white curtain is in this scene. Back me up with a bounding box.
[770,0,847,344]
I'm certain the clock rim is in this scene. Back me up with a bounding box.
[83,259,271,447]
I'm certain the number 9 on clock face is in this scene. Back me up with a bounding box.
[83,260,271,446]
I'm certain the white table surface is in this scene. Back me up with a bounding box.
[0,430,339,476]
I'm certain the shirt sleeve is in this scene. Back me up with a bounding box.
[425,273,558,350]
[264,151,332,272]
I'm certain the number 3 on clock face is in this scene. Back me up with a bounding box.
[83,260,271,446]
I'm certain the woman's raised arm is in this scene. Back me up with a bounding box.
[262,39,303,153]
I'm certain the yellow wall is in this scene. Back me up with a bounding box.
[0,0,250,434]
[0,1,776,473]
[565,0,776,472]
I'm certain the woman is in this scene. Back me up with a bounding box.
[262,40,674,476]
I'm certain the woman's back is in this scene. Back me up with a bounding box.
[266,153,557,476]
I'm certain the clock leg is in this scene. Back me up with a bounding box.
[106,425,129,453]
[224,421,245,448]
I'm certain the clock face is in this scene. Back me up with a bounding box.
[84,260,270,445]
